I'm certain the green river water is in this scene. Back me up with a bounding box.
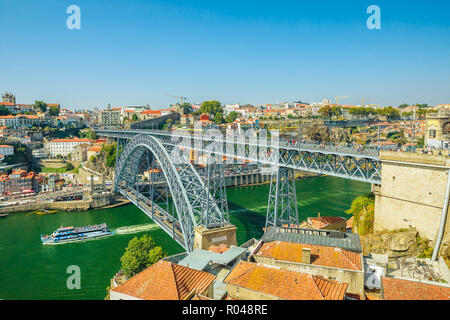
[0,176,370,300]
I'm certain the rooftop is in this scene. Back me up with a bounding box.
[178,246,247,271]
[254,240,362,271]
[111,260,216,300]
[381,276,450,300]
[224,261,348,300]
[261,226,362,252]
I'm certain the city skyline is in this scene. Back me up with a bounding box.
[1,0,449,109]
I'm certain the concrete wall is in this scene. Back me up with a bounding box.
[193,225,237,250]
[374,151,450,244]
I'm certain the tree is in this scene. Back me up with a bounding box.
[225,111,239,123]
[200,100,222,116]
[346,193,375,235]
[180,102,193,115]
[131,113,139,122]
[398,103,409,109]
[65,162,74,171]
[34,100,48,113]
[214,112,223,124]
[163,118,173,130]
[319,106,331,118]
[120,234,166,278]
[49,105,60,116]
[0,106,11,116]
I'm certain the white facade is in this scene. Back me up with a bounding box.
[0,145,14,156]
[48,139,91,157]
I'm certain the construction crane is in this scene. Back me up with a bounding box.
[334,96,351,106]
[165,94,187,105]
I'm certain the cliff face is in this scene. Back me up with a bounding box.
[86,148,115,179]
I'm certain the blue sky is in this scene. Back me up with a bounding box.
[0,0,449,109]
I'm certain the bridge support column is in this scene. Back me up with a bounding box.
[265,167,299,231]
[193,225,237,250]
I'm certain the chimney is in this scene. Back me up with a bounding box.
[302,248,311,264]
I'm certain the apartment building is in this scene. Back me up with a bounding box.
[0,169,39,197]
[48,138,92,157]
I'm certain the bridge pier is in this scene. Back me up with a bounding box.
[193,225,237,250]
[265,167,299,230]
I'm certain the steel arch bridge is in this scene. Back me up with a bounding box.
[98,128,381,252]
[114,134,229,251]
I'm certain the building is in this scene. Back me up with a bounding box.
[424,109,450,149]
[72,143,90,162]
[224,261,348,300]
[100,106,121,126]
[109,260,216,300]
[299,213,347,232]
[0,169,39,198]
[381,276,450,300]
[2,92,15,104]
[32,148,49,159]
[249,226,365,297]
[48,138,92,157]
[0,145,14,156]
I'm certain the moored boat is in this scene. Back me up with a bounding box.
[41,223,112,244]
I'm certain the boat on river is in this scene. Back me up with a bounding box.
[41,223,112,244]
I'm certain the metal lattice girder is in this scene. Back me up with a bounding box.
[113,134,227,252]
[98,129,381,184]
[265,166,299,230]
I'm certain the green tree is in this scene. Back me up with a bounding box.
[48,105,60,116]
[0,106,11,115]
[120,234,167,278]
[319,106,332,118]
[346,193,375,235]
[214,112,223,124]
[65,162,74,171]
[180,102,193,115]
[131,113,139,121]
[34,101,48,113]
[225,111,239,123]
[200,100,222,116]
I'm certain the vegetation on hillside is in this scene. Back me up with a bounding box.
[120,234,167,278]
[346,192,375,235]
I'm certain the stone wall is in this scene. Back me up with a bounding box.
[374,151,450,245]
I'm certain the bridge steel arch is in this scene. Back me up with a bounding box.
[113,134,227,251]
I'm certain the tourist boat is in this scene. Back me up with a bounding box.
[40,223,112,244]
[0,213,8,218]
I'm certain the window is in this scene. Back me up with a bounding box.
[429,130,436,139]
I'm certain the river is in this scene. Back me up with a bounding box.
[0,176,370,300]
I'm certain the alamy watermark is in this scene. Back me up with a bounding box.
[366,5,381,30]
[66,5,81,30]
[66,265,81,289]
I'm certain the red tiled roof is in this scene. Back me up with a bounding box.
[309,216,346,229]
[208,244,230,253]
[50,138,91,143]
[255,241,362,271]
[141,110,161,115]
[224,261,348,300]
[381,277,450,300]
[111,260,216,300]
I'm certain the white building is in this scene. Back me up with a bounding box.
[48,138,92,157]
[0,145,14,156]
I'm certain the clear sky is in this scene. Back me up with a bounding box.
[0,0,449,109]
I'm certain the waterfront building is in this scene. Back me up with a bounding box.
[0,169,39,197]
[223,260,348,300]
[48,138,92,157]
[109,260,216,300]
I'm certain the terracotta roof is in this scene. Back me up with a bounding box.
[224,261,347,300]
[309,216,346,229]
[255,241,362,271]
[50,138,91,143]
[111,260,216,300]
[208,244,230,253]
[141,110,161,114]
[88,146,102,153]
[381,277,450,300]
